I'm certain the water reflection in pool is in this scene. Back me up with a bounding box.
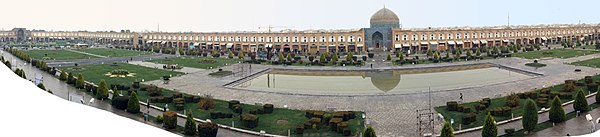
[239,66,533,95]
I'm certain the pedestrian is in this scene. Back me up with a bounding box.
[459,93,463,102]
[370,64,373,68]
[164,104,168,112]
[144,113,148,122]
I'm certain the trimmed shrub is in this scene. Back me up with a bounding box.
[585,76,594,84]
[329,118,343,131]
[59,71,68,81]
[446,101,458,111]
[232,104,242,114]
[228,100,240,109]
[522,99,538,133]
[240,114,259,128]
[112,95,129,110]
[198,121,219,137]
[263,104,274,114]
[145,85,161,96]
[163,111,177,129]
[506,93,520,107]
[343,128,351,136]
[462,113,476,125]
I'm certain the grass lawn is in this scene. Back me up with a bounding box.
[572,58,600,68]
[134,87,365,136]
[76,48,151,57]
[436,75,600,130]
[525,62,547,68]
[579,44,599,50]
[59,63,184,86]
[513,49,598,59]
[146,56,240,69]
[26,49,99,60]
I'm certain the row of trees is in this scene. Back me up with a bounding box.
[441,88,596,137]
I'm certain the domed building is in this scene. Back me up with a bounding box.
[370,8,401,28]
[364,7,401,53]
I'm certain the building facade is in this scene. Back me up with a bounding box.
[1,8,599,54]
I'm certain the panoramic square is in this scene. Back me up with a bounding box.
[1,0,600,137]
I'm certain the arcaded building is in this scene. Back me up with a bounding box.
[1,8,599,54]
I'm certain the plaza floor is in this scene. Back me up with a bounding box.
[140,52,600,136]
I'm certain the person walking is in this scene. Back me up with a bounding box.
[459,93,463,103]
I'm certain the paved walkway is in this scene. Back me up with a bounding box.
[128,60,204,74]
[143,53,600,136]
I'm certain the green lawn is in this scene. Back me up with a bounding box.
[146,56,240,69]
[579,44,599,50]
[76,48,151,57]
[26,50,99,60]
[134,87,364,136]
[59,63,184,86]
[572,58,600,68]
[513,49,598,59]
[436,75,600,130]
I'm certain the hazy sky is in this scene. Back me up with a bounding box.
[2,0,598,32]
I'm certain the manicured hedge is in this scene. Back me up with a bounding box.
[240,114,259,128]
[163,111,178,129]
[446,101,458,111]
[111,95,129,110]
[462,113,477,125]
[263,104,274,114]
[198,122,218,137]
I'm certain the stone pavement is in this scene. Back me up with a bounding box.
[529,97,600,137]
[144,53,600,137]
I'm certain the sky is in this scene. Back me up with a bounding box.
[1,0,598,32]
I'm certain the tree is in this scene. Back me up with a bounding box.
[346,52,353,62]
[76,73,85,89]
[319,53,326,63]
[522,99,538,133]
[67,72,75,84]
[440,122,454,137]
[426,49,433,57]
[386,53,392,61]
[227,51,233,59]
[433,51,440,60]
[238,51,244,60]
[445,51,450,59]
[454,49,461,60]
[332,53,338,62]
[97,80,109,99]
[466,49,472,59]
[573,89,590,112]
[287,53,293,62]
[482,113,497,137]
[59,71,67,81]
[398,51,404,61]
[37,83,46,90]
[549,96,566,123]
[184,110,197,135]
[363,126,376,137]
[279,53,285,62]
[127,91,140,113]
[4,60,11,68]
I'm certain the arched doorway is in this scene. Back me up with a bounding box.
[372,31,383,51]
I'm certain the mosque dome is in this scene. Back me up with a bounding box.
[370,8,400,28]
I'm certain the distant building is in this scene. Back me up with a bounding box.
[1,8,599,54]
